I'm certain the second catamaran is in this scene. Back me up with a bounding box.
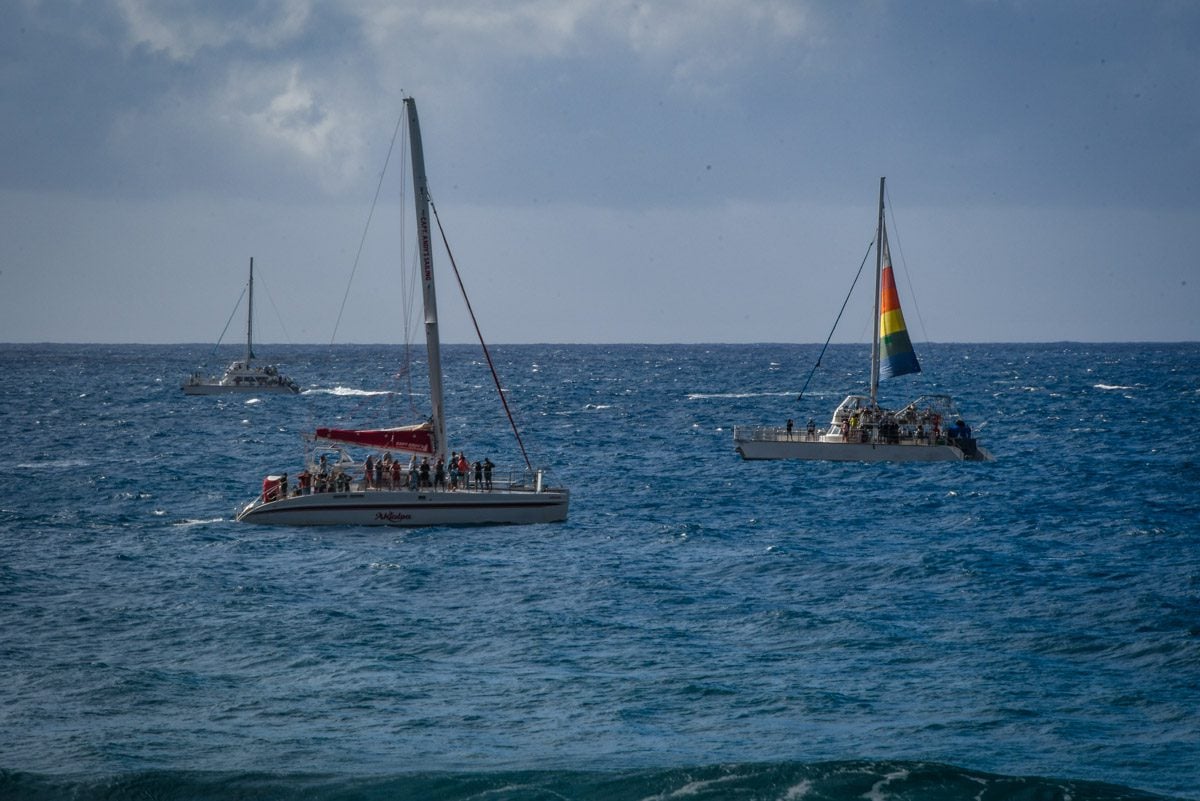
[182,257,299,395]
[733,177,991,462]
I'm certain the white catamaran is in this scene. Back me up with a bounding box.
[236,98,569,526]
[182,257,299,395]
[733,177,991,462]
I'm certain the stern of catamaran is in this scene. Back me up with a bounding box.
[956,439,994,461]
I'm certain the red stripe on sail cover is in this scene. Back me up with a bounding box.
[314,425,435,455]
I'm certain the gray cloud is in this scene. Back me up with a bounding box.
[1,0,1196,343]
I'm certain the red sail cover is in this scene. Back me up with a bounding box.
[314,423,434,455]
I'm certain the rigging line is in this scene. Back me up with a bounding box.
[883,183,931,351]
[797,238,875,402]
[429,199,533,473]
[329,110,406,345]
[208,284,249,361]
[254,266,293,345]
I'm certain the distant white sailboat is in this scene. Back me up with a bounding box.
[237,97,569,526]
[182,258,299,395]
[733,177,991,462]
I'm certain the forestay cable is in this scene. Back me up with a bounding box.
[208,284,248,360]
[330,111,406,345]
[797,239,875,402]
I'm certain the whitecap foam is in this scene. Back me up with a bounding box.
[688,391,797,400]
[783,779,813,800]
[15,458,90,470]
[304,386,395,397]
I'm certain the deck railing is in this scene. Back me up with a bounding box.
[282,465,552,497]
[734,425,948,447]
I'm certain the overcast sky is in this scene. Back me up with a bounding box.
[1,1,1196,344]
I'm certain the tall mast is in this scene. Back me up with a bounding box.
[246,257,255,365]
[869,177,885,405]
[405,98,446,460]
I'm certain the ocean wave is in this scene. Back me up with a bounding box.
[0,762,1177,801]
[688,391,804,400]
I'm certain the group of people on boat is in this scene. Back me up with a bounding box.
[261,450,498,501]
[358,451,496,492]
[184,363,296,389]
[222,364,293,386]
[837,406,972,445]
[224,373,293,387]
[781,404,974,446]
[849,412,972,445]
[785,418,820,441]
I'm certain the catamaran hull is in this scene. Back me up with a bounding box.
[734,436,991,462]
[236,488,569,526]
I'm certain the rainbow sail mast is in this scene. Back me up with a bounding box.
[869,178,885,404]
[869,177,920,405]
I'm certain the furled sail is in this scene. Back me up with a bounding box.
[314,422,435,455]
[877,232,921,380]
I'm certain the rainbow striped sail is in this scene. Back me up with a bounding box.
[878,232,921,379]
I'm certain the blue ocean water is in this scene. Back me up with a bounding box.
[1,342,1197,800]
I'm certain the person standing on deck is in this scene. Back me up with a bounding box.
[434,457,446,490]
[458,453,470,489]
